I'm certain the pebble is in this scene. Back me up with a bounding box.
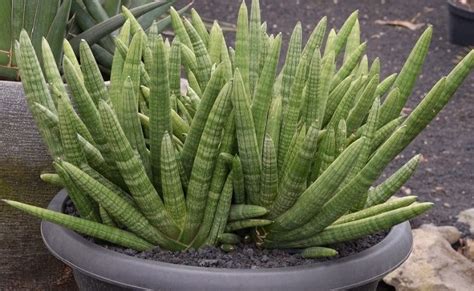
[458,208,474,234]
[401,186,412,195]
[461,239,474,261]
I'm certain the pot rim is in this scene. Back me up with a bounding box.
[41,189,413,290]
[448,0,474,19]
[0,80,22,85]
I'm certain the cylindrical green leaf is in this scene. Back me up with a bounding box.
[161,132,186,226]
[3,199,154,251]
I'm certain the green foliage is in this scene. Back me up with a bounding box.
[0,0,69,80]
[6,1,473,255]
[1,0,190,80]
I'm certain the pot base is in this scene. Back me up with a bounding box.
[72,268,382,291]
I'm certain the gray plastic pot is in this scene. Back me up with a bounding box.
[448,0,474,46]
[42,190,413,291]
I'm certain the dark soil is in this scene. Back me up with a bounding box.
[64,199,387,268]
[179,0,474,238]
[104,232,386,268]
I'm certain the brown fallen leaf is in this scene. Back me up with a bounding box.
[375,19,425,31]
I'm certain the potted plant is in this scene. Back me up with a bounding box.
[0,0,189,288]
[448,0,474,45]
[3,0,473,289]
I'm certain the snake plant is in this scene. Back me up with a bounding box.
[0,0,189,80]
[4,0,473,259]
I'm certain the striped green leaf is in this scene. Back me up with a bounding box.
[270,138,364,232]
[182,81,232,243]
[40,173,63,188]
[192,152,232,247]
[268,203,432,248]
[180,64,225,178]
[17,31,62,157]
[249,0,261,93]
[251,34,282,150]
[54,162,99,222]
[333,11,359,56]
[57,95,86,166]
[274,127,407,242]
[117,77,150,176]
[229,204,268,221]
[208,21,224,65]
[400,50,473,149]
[335,119,347,155]
[270,122,320,218]
[232,155,246,204]
[235,1,250,95]
[225,219,272,232]
[346,74,379,133]
[161,132,186,226]
[3,199,154,251]
[381,27,432,122]
[41,38,67,106]
[330,42,366,91]
[79,40,108,105]
[169,37,182,100]
[149,35,171,188]
[302,247,337,258]
[206,171,234,246]
[99,100,179,238]
[324,75,353,128]
[343,18,360,63]
[232,70,262,205]
[259,135,278,208]
[281,23,302,122]
[336,196,417,225]
[375,73,397,98]
[302,50,321,127]
[366,155,421,207]
[170,6,193,50]
[279,32,323,168]
[183,18,212,90]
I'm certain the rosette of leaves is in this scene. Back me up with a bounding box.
[4,0,473,258]
[0,0,190,80]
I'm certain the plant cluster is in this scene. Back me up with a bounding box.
[0,0,190,80]
[3,0,473,258]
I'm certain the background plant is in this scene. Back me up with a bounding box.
[3,0,473,258]
[0,0,190,80]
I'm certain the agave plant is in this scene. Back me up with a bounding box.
[0,0,190,80]
[0,0,70,80]
[66,0,193,76]
[3,0,473,258]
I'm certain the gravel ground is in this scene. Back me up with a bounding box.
[179,0,474,237]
